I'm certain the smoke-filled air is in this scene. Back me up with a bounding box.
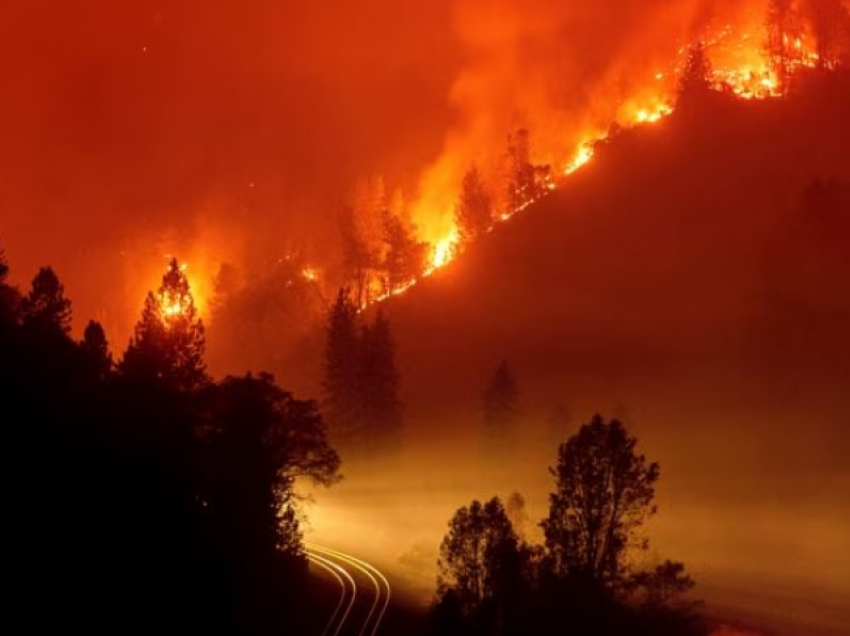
[1,1,848,635]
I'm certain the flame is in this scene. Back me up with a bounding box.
[302,266,319,282]
[564,143,597,175]
[431,230,460,270]
[369,10,838,310]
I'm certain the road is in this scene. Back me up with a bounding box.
[306,544,391,636]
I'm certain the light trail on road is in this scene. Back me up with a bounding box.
[307,551,357,636]
[307,544,392,636]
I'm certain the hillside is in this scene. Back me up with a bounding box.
[307,70,850,636]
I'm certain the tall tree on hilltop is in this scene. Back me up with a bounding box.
[383,210,428,293]
[0,240,21,327]
[120,258,206,391]
[81,320,113,381]
[679,42,713,95]
[0,241,8,283]
[21,266,72,335]
[342,177,387,307]
[456,166,494,244]
[767,0,805,87]
[359,309,402,453]
[804,0,850,67]
[323,288,360,442]
[541,415,660,584]
[506,129,551,211]
[482,361,519,449]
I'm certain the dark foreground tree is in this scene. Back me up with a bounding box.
[435,497,526,632]
[0,239,21,327]
[202,374,341,631]
[542,414,660,583]
[21,266,72,334]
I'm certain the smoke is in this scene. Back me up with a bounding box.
[411,0,769,242]
[0,0,823,346]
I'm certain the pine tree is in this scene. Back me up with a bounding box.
[120,258,206,391]
[0,240,20,327]
[482,361,519,449]
[506,129,551,211]
[0,241,8,284]
[455,166,494,244]
[804,0,850,68]
[359,309,402,453]
[21,266,72,334]
[679,42,713,95]
[322,288,360,442]
[767,0,805,87]
[383,211,428,293]
[81,320,113,380]
[342,177,388,307]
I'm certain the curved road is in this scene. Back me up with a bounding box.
[306,544,391,636]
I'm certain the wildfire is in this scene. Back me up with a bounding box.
[564,143,597,176]
[372,9,840,309]
[302,266,319,282]
[431,230,460,270]
[157,259,196,325]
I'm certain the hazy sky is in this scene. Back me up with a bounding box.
[0,0,768,344]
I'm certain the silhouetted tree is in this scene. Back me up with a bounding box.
[382,210,428,292]
[506,129,551,210]
[456,166,494,243]
[323,288,360,442]
[81,320,113,380]
[342,177,387,307]
[680,42,713,96]
[767,0,805,86]
[206,373,340,561]
[628,560,695,610]
[0,240,20,327]
[359,309,402,452]
[804,0,850,67]
[436,497,525,624]
[21,266,72,334]
[482,361,519,448]
[542,415,660,584]
[120,258,207,391]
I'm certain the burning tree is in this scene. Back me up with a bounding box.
[679,42,713,96]
[803,0,850,68]
[120,258,207,391]
[506,129,551,211]
[767,0,806,87]
[341,177,388,308]
[382,210,428,294]
[455,166,494,244]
